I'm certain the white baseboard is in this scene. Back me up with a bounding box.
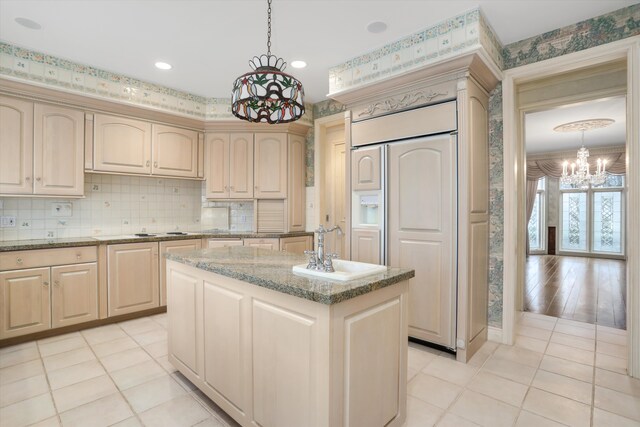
[488,326,503,343]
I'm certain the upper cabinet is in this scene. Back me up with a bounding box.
[287,134,306,231]
[205,133,253,199]
[152,124,199,178]
[0,96,84,197]
[94,114,152,174]
[92,113,201,179]
[254,133,287,199]
[0,96,34,195]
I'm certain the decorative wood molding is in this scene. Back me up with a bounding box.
[357,90,449,118]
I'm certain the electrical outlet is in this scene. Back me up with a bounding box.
[1,216,16,227]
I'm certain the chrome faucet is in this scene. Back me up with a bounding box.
[304,225,343,272]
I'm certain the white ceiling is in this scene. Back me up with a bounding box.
[525,96,627,154]
[0,0,637,102]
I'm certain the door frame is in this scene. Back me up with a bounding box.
[313,112,348,253]
[502,36,640,377]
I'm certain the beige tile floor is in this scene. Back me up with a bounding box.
[0,312,638,427]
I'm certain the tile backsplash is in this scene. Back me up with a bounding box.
[0,174,254,241]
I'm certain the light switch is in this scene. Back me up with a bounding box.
[0,216,16,227]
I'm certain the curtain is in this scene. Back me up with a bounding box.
[527,152,625,181]
[525,179,539,255]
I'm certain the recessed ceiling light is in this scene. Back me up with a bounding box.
[15,17,41,30]
[291,60,307,69]
[366,21,387,34]
[154,61,172,70]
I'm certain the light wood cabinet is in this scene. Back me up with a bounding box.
[204,239,244,249]
[243,238,279,250]
[205,133,254,199]
[167,260,409,427]
[0,247,98,339]
[0,96,84,196]
[93,114,202,179]
[94,114,152,174]
[0,267,51,339]
[279,236,312,255]
[287,135,306,231]
[33,104,85,196]
[107,242,159,316]
[51,263,98,328]
[254,133,287,198]
[152,124,199,178]
[350,229,381,264]
[351,146,381,191]
[159,239,201,306]
[0,96,33,194]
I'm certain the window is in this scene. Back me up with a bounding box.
[559,175,624,255]
[528,178,545,252]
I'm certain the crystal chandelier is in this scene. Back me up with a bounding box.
[231,0,305,124]
[555,119,614,189]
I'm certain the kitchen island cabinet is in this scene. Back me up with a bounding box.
[166,247,413,427]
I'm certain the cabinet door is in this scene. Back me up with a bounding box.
[351,229,381,264]
[51,263,98,328]
[0,267,50,339]
[279,236,312,255]
[33,104,85,196]
[254,133,287,198]
[205,239,243,249]
[152,124,199,177]
[159,239,201,306]
[94,114,152,174]
[108,242,159,316]
[287,135,306,231]
[243,238,279,250]
[352,146,381,191]
[229,133,254,199]
[0,96,33,195]
[388,135,456,348]
[205,133,230,198]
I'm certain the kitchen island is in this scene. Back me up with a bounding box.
[166,246,414,427]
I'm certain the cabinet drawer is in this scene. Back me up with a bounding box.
[243,238,280,250]
[0,246,98,271]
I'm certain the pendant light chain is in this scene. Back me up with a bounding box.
[267,0,272,56]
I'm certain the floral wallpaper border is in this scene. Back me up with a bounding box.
[0,41,313,126]
[327,8,503,94]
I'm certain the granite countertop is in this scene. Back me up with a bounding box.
[0,231,313,252]
[166,246,415,305]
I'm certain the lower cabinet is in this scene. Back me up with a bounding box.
[279,235,313,255]
[0,246,98,339]
[243,238,280,250]
[51,263,98,328]
[204,238,244,249]
[159,239,201,306]
[107,242,159,316]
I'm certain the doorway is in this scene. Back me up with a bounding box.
[523,96,627,330]
[502,39,640,377]
[314,114,346,259]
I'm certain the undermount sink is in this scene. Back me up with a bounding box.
[292,259,388,281]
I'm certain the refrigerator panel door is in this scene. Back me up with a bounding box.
[387,134,457,348]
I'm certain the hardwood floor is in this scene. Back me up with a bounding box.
[524,255,626,329]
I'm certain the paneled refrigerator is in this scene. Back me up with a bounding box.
[351,133,458,349]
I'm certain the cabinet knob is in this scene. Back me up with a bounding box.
[36,177,41,182]
[154,161,158,168]
[16,257,23,264]
[146,160,150,167]
[255,186,259,190]
[25,177,31,181]
[76,254,81,260]
[43,281,49,286]
[54,281,60,286]
[230,186,234,190]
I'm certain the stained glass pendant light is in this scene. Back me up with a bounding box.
[231,0,305,124]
